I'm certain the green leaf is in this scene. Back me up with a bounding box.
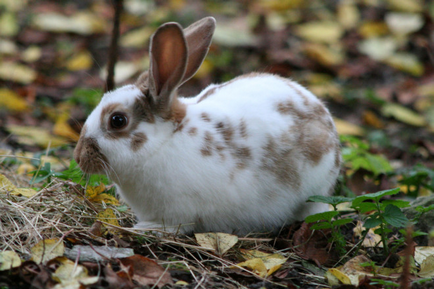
[332,218,353,227]
[311,222,332,230]
[381,200,410,209]
[352,188,400,207]
[364,153,393,175]
[364,217,382,229]
[351,202,377,213]
[305,211,339,223]
[307,195,354,205]
[383,204,409,227]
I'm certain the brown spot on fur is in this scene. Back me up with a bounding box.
[175,118,189,132]
[74,137,108,174]
[201,112,211,122]
[201,131,214,156]
[167,98,187,124]
[283,78,310,106]
[215,122,234,144]
[261,136,300,188]
[234,146,251,170]
[188,127,198,136]
[198,87,217,103]
[130,132,148,151]
[239,119,248,139]
[334,145,341,168]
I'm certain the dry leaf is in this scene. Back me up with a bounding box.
[118,255,174,288]
[120,26,154,48]
[0,11,19,37]
[21,46,42,63]
[418,255,434,278]
[0,250,21,271]
[358,22,389,38]
[0,62,37,84]
[235,249,287,277]
[296,21,344,44]
[385,12,424,35]
[386,0,423,13]
[87,184,119,205]
[66,51,93,71]
[31,239,65,264]
[0,88,29,112]
[358,37,398,61]
[333,118,365,136]
[6,125,69,148]
[195,233,238,255]
[51,256,99,287]
[327,255,373,286]
[97,208,120,227]
[337,2,360,29]
[381,102,426,126]
[384,52,424,76]
[414,246,434,264]
[213,18,258,47]
[100,61,142,84]
[353,221,382,247]
[0,173,37,197]
[303,43,345,66]
[32,12,106,35]
[53,120,80,142]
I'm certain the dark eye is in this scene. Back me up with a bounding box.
[110,113,128,130]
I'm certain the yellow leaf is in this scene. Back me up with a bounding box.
[90,193,119,206]
[195,233,238,255]
[0,173,37,197]
[17,163,36,175]
[32,12,106,35]
[0,88,29,112]
[296,21,344,44]
[419,255,434,278]
[53,120,80,141]
[303,43,345,66]
[86,183,106,199]
[66,51,93,71]
[328,268,352,285]
[337,2,360,29]
[194,59,213,79]
[6,125,69,148]
[22,46,42,63]
[31,239,65,264]
[238,249,287,276]
[333,118,365,136]
[386,0,423,13]
[415,246,434,265]
[120,26,153,48]
[358,22,389,38]
[381,103,426,126]
[97,208,120,227]
[51,256,98,285]
[0,11,19,37]
[0,62,37,84]
[175,280,189,285]
[0,251,21,271]
[353,221,382,247]
[235,258,268,278]
[384,53,424,76]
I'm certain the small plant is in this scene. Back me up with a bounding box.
[305,196,354,255]
[370,278,399,288]
[340,135,393,177]
[307,188,410,258]
[398,164,434,198]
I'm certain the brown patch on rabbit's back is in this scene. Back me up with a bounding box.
[201,112,211,122]
[188,127,198,136]
[200,131,214,156]
[130,132,148,151]
[261,136,301,189]
[239,119,248,139]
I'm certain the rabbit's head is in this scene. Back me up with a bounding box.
[74,17,216,175]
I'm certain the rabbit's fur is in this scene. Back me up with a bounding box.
[74,17,341,235]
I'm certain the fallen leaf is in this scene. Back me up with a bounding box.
[353,221,382,247]
[418,255,434,278]
[296,21,344,44]
[32,12,106,35]
[6,125,69,148]
[21,45,42,63]
[66,50,93,71]
[0,173,37,197]
[120,26,154,48]
[0,250,21,271]
[414,246,434,264]
[381,102,427,126]
[385,12,424,35]
[118,255,173,288]
[213,18,258,47]
[327,268,352,285]
[0,62,37,84]
[235,258,268,278]
[0,88,29,112]
[195,233,238,255]
[50,256,99,287]
[358,21,389,38]
[386,0,423,13]
[293,222,332,265]
[337,2,360,29]
[327,255,373,286]
[97,208,120,227]
[0,39,17,55]
[240,249,287,276]
[303,43,345,66]
[334,118,365,136]
[53,120,80,141]
[358,37,398,61]
[100,61,142,84]
[0,11,19,37]
[384,52,424,76]
[31,239,65,264]
[87,184,119,205]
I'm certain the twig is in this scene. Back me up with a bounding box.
[105,0,123,92]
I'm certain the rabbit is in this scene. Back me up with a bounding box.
[74,17,341,235]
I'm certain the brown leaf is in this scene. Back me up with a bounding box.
[292,222,333,266]
[118,255,173,288]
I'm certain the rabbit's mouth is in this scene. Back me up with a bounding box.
[74,136,109,174]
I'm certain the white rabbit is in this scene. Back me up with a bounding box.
[74,17,341,235]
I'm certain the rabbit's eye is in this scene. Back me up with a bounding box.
[110,113,128,130]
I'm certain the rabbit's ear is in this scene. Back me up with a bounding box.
[148,22,187,113]
[181,17,216,85]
